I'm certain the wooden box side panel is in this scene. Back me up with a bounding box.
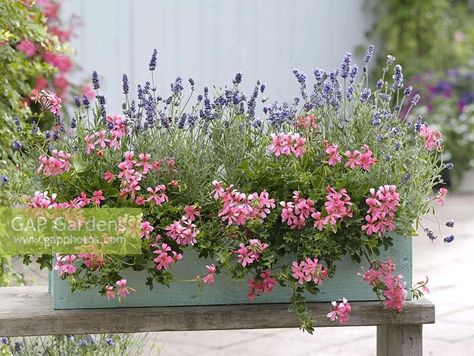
[51,236,412,309]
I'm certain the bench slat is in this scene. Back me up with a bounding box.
[0,286,435,337]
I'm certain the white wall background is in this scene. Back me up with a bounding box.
[62,0,372,112]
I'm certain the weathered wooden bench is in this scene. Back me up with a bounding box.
[0,286,434,356]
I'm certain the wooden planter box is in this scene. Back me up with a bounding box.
[50,237,412,309]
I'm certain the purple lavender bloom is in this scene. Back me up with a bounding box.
[313,68,325,84]
[364,45,374,64]
[171,77,184,96]
[392,65,403,89]
[403,86,412,96]
[349,65,358,83]
[188,77,195,89]
[14,117,21,131]
[293,69,307,99]
[82,95,90,109]
[71,118,77,129]
[339,52,352,79]
[446,162,454,170]
[360,88,372,103]
[260,83,266,93]
[97,95,106,105]
[446,220,454,228]
[444,235,455,243]
[12,141,22,151]
[122,74,129,94]
[426,229,437,241]
[346,86,354,100]
[0,176,8,184]
[414,116,423,132]
[233,72,243,85]
[74,97,81,108]
[402,173,411,183]
[149,49,158,71]
[92,71,100,90]
[412,93,420,105]
[376,79,384,89]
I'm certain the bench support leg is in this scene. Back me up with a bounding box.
[377,325,422,356]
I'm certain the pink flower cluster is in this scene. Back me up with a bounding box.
[291,258,328,285]
[280,191,316,229]
[16,39,36,57]
[37,150,71,176]
[79,253,103,270]
[247,270,277,300]
[420,124,443,151]
[280,187,352,230]
[294,114,319,130]
[105,279,134,300]
[344,145,376,170]
[324,140,342,166]
[322,186,353,225]
[26,190,105,209]
[200,264,217,285]
[362,185,400,235]
[114,151,168,204]
[362,258,407,312]
[327,298,352,324]
[31,89,62,115]
[165,217,200,246]
[54,254,77,276]
[152,243,183,271]
[212,181,276,225]
[269,133,306,158]
[234,239,269,267]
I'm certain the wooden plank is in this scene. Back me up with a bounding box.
[377,325,423,356]
[0,286,434,337]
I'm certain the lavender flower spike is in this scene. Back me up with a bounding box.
[92,71,100,90]
[149,49,158,71]
[340,52,352,79]
[392,64,403,89]
[122,74,129,95]
[364,45,374,64]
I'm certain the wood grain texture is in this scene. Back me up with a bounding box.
[377,325,423,356]
[0,286,434,337]
[51,237,412,309]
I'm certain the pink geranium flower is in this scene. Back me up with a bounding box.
[116,279,134,298]
[90,190,105,206]
[248,270,277,300]
[436,188,447,206]
[16,40,36,57]
[327,298,352,324]
[202,264,217,285]
[105,285,116,300]
[141,221,154,239]
[184,205,201,222]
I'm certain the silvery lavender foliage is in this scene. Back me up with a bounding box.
[92,71,100,90]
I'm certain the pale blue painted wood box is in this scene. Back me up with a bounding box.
[50,237,412,309]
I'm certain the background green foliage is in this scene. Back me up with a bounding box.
[364,0,474,79]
